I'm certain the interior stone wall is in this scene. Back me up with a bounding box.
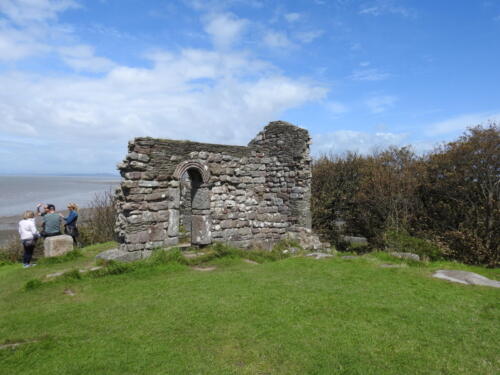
[115,121,323,256]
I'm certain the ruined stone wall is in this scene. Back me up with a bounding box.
[115,121,320,256]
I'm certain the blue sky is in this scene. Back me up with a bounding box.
[0,0,499,174]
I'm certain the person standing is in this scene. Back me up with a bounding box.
[18,210,39,268]
[41,204,62,237]
[63,203,79,246]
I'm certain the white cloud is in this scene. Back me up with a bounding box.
[326,101,349,114]
[350,68,390,81]
[366,95,397,113]
[284,12,301,22]
[0,0,78,25]
[263,30,293,48]
[0,50,327,173]
[0,0,331,173]
[424,112,500,136]
[59,45,116,72]
[359,1,416,18]
[203,12,248,49]
[313,130,407,155]
[0,0,79,62]
[294,29,323,44]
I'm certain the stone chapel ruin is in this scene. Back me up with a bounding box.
[115,121,325,258]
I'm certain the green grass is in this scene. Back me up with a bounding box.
[0,243,499,375]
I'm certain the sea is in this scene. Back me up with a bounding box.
[0,175,120,244]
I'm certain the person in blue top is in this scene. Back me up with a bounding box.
[62,203,79,246]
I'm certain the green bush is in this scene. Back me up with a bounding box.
[384,230,443,261]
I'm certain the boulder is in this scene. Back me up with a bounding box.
[432,270,500,288]
[43,235,73,257]
[389,252,420,261]
[95,248,142,263]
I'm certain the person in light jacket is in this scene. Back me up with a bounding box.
[18,210,40,268]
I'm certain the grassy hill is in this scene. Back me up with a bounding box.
[0,243,499,374]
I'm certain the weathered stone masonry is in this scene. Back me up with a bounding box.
[115,121,324,257]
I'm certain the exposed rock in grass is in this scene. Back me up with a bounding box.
[183,251,207,259]
[433,270,500,288]
[306,252,333,260]
[380,263,405,268]
[63,289,76,296]
[341,255,358,260]
[96,248,142,263]
[46,271,65,278]
[389,252,420,261]
[0,340,38,350]
[243,259,258,265]
[191,266,216,272]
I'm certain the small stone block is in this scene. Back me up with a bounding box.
[43,235,74,257]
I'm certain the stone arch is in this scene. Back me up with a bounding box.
[174,161,211,246]
[173,160,210,183]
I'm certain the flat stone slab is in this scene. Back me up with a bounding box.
[306,252,333,260]
[389,252,420,261]
[183,251,207,259]
[432,270,500,288]
[243,259,258,265]
[0,340,38,350]
[95,248,142,263]
[43,235,73,257]
[341,256,358,260]
[191,266,216,272]
[46,271,65,278]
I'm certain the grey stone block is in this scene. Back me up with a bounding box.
[43,235,74,257]
[191,215,211,245]
[342,236,368,246]
[167,209,179,236]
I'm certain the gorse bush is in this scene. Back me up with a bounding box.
[79,189,117,246]
[312,123,499,266]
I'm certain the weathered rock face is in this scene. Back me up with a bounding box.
[43,235,73,257]
[115,121,325,255]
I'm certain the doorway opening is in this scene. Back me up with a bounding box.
[179,167,211,246]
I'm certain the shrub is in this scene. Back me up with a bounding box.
[384,230,443,261]
[78,189,117,246]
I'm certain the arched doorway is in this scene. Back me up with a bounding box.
[179,167,211,246]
